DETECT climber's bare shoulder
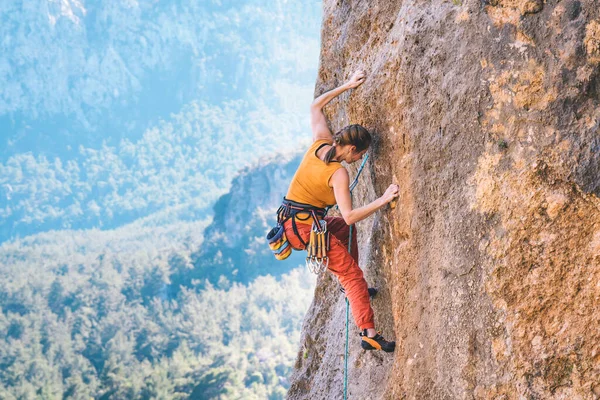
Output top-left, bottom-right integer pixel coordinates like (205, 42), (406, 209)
(330, 167), (349, 188)
(310, 105), (334, 142)
(331, 168), (352, 222)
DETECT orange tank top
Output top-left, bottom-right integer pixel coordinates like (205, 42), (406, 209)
(285, 139), (344, 224)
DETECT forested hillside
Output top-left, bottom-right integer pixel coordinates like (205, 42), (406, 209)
(0, 154), (314, 399)
(0, 1), (322, 397)
(0, 0), (321, 242)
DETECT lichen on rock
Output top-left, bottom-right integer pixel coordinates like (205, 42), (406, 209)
(489, 59), (558, 111)
(585, 20), (600, 63)
(486, 0), (544, 26)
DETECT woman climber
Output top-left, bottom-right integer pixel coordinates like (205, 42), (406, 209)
(279, 70), (399, 352)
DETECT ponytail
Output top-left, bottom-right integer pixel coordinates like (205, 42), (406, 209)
(324, 144), (337, 164)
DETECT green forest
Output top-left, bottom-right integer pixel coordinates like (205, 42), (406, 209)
(0, 217), (315, 399)
(0, 1), (322, 397)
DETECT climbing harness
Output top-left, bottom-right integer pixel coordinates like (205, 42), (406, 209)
(267, 198), (327, 262)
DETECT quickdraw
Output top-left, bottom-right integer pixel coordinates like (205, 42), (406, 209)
(306, 219), (329, 274)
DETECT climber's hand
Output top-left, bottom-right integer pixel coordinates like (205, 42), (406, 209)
(381, 184), (399, 205)
(346, 70), (366, 89)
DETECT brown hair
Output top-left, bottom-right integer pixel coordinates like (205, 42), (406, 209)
(324, 124), (372, 164)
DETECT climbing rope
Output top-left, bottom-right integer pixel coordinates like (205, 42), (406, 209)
(348, 157), (368, 193)
(343, 154), (369, 400)
(343, 226), (352, 400)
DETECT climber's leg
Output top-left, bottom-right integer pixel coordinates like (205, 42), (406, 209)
(324, 218), (395, 352)
(325, 231), (374, 330)
(324, 216), (358, 263)
(284, 217), (395, 351)
(283, 219), (311, 251)
(325, 217), (378, 297)
(284, 217), (372, 328)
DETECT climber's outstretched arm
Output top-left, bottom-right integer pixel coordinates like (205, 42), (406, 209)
(311, 70), (366, 142)
(332, 168), (399, 226)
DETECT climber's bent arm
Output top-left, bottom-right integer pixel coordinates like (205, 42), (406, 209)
(331, 168), (386, 226)
(311, 71), (366, 142)
(310, 84), (348, 142)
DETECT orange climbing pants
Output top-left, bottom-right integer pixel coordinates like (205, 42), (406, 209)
(284, 216), (375, 330)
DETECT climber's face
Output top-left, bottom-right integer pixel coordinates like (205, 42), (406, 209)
(347, 146), (368, 164)
(337, 144), (368, 164)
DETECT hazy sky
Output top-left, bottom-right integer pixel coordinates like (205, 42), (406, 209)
(0, 0), (322, 242)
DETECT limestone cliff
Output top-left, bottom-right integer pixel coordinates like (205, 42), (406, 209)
(288, 1), (600, 399)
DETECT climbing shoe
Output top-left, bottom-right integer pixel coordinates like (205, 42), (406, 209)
(340, 287), (378, 298)
(360, 330), (395, 353)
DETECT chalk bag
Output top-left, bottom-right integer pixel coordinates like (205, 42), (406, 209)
(266, 224), (292, 261)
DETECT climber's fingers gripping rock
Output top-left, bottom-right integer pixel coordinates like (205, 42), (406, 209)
(381, 184), (399, 205)
(346, 70), (366, 89)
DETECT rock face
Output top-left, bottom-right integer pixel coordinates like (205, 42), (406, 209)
(288, 1), (599, 399)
